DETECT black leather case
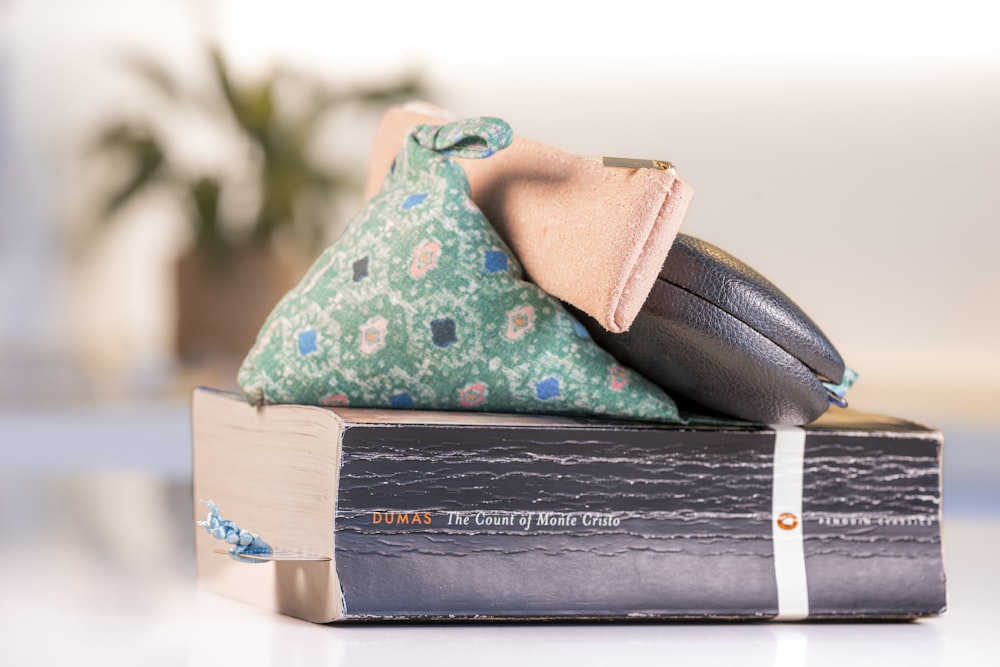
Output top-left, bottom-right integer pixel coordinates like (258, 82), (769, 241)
(578, 235), (846, 425)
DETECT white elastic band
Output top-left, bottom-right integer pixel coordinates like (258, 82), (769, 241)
(771, 425), (809, 621)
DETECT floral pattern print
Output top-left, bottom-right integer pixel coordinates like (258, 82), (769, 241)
(359, 316), (388, 356)
(321, 393), (349, 407)
(505, 305), (535, 341)
(409, 240), (441, 279)
(458, 382), (488, 407)
(609, 364), (631, 391)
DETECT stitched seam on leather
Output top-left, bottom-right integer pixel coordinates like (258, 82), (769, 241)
(657, 277), (826, 380)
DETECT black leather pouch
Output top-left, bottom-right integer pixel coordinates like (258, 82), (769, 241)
(576, 234), (851, 425)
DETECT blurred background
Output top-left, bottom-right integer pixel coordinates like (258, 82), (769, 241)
(0, 0), (998, 661)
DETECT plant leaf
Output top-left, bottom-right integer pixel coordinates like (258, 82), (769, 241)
(95, 124), (168, 221)
(117, 51), (184, 102)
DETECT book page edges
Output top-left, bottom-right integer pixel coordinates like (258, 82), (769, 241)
(192, 389), (345, 622)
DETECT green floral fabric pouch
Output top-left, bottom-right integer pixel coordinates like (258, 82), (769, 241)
(238, 117), (681, 422)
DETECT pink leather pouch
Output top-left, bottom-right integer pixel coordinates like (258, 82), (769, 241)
(364, 103), (694, 333)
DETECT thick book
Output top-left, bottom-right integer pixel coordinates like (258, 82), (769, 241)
(191, 388), (946, 623)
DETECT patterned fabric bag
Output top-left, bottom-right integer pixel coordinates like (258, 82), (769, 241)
(238, 117), (682, 422)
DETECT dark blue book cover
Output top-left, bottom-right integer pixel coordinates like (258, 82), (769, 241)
(192, 389), (946, 622)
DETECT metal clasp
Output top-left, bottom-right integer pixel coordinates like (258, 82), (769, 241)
(602, 156), (676, 173)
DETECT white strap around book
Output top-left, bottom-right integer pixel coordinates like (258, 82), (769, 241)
(771, 425), (809, 621)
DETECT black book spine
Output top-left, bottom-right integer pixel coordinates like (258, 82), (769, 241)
(332, 422), (945, 620)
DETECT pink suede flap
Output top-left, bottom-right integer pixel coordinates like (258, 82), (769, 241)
(364, 104), (694, 333)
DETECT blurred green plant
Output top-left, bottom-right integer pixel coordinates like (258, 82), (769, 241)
(92, 47), (424, 265)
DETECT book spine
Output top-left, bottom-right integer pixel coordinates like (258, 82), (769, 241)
(332, 423), (944, 620)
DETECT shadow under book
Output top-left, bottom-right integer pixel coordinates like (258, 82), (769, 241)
(191, 388), (946, 623)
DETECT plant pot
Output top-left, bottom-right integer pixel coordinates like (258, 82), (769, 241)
(175, 243), (306, 365)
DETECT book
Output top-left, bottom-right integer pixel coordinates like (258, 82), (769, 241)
(191, 387), (946, 623)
